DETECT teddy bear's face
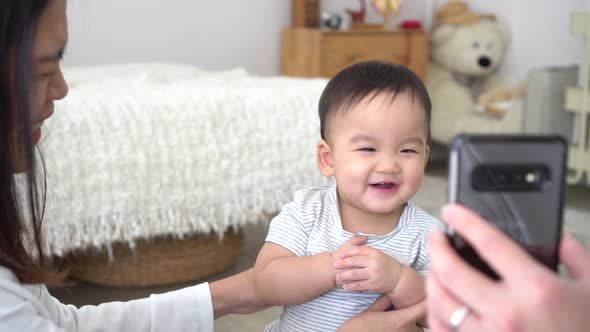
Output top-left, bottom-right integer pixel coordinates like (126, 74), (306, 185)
(432, 20), (510, 77)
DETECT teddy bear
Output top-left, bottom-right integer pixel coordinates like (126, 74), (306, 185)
(427, 1), (525, 144)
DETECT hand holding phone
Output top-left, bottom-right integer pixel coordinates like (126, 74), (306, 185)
(446, 135), (567, 279)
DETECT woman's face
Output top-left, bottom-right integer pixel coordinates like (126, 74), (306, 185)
(12, 0), (68, 171)
(31, 0), (68, 142)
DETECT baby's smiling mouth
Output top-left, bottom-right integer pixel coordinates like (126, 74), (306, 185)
(370, 182), (397, 190)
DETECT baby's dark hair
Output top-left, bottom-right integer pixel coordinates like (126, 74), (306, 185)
(318, 61), (431, 143)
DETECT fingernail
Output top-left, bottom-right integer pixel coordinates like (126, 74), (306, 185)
(443, 203), (462, 218)
(441, 204), (453, 218)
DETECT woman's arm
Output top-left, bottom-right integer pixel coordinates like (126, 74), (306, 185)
(0, 280), (214, 332)
(338, 296), (426, 332)
(209, 268), (268, 318)
(0, 266), (269, 331)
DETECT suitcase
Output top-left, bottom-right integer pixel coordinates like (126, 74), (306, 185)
(523, 65), (579, 143)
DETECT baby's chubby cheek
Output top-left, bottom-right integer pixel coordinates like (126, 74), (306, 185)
(405, 171), (424, 189)
(337, 160), (369, 179)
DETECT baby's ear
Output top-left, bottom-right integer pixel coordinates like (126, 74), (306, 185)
(317, 139), (335, 177)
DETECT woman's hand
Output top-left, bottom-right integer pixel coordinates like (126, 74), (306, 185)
(338, 296), (425, 332)
(427, 204), (590, 332)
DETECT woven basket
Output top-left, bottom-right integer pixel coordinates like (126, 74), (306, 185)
(65, 229), (242, 287)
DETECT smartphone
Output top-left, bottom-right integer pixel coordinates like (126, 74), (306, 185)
(447, 135), (567, 279)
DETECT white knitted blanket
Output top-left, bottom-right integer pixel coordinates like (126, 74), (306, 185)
(40, 63), (331, 257)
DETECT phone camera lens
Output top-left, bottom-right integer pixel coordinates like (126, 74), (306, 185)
(525, 172), (537, 184)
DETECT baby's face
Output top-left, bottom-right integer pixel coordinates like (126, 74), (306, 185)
(320, 92), (429, 219)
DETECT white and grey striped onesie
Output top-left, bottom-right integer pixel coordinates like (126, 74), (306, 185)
(265, 185), (442, 332)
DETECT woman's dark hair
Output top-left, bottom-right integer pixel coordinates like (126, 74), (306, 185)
(318, 61), (432, 143)
(0, 0), (63, 284)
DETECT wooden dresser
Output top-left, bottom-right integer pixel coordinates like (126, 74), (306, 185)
(281, 28), (428, 81)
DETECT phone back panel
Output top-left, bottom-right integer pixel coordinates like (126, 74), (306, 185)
(448, 135), (567, 274)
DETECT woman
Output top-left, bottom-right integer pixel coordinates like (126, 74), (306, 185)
(0, 1), (426, 331)
(427, 204), (590, 331)
(0, 1), (264, 330)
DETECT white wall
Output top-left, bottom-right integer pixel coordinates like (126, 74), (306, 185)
(64, 0), (586, 82)
(64, 0), (290, 76)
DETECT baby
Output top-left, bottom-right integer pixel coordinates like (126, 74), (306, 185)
(254, 61), (442, 331)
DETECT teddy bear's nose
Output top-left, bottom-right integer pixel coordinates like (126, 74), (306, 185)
(478, 56), (492, 68)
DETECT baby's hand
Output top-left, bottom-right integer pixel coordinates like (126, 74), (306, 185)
(334, 246), (403, 293)
(331, 236), (368, 265)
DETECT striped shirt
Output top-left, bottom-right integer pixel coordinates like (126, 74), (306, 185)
(265, 186), (442, 332)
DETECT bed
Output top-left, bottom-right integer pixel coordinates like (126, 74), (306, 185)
(41, 63), (332, 285)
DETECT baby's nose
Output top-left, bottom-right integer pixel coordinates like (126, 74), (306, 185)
(376, 158), (401, 173)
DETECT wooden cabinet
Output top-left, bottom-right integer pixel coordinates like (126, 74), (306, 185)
(291, 0), (320, 28)
(282, 28), (428, 81)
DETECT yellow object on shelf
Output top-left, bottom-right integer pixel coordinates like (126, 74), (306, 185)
(372, 0), (402, 14)
(372, 0), (403, 30)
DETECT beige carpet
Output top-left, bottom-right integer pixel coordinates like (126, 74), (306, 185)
(51, 164), (590, 331)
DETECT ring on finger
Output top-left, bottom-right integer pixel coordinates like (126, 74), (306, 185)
(448, 305), (470, 331)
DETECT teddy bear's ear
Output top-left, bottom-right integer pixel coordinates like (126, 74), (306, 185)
(496, 20), (511, 48)
(431, 25), (457, 47)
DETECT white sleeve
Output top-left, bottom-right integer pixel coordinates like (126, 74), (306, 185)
(0, 280), (213, 332)
(265, 204), (309, 257)
(412, 214), (444, 276)
(265, 188), (319, 257)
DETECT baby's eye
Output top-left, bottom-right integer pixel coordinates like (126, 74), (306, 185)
(358, 147), (376, 152)
(401, 149), (417, 154)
